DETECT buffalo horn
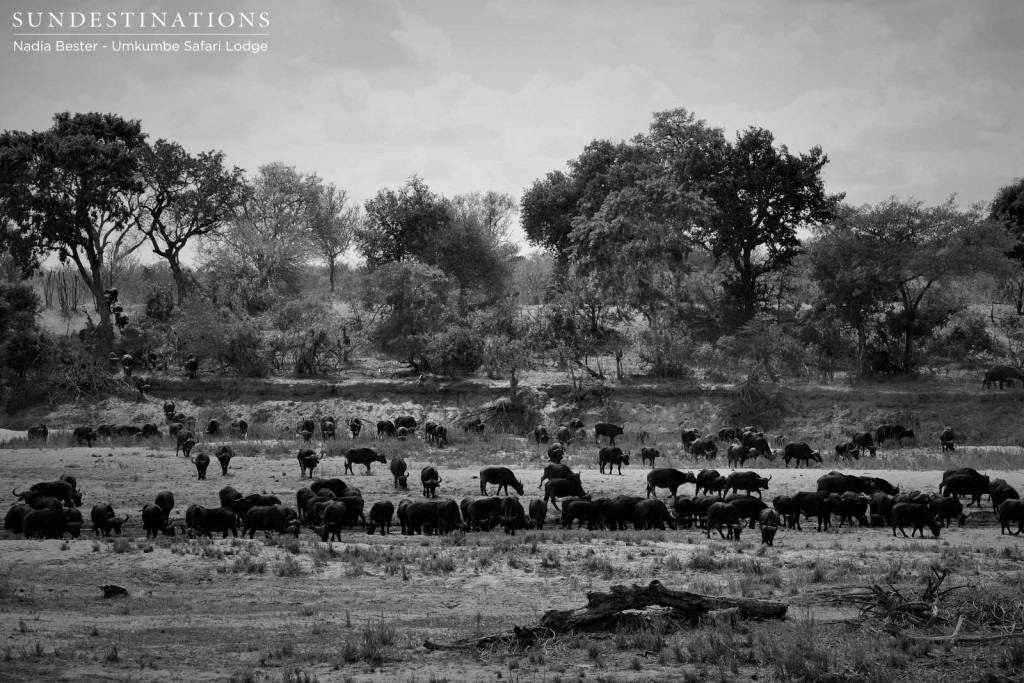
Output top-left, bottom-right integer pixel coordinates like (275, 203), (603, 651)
(767, 474), (772, 481)
(121, 514), (130, 523)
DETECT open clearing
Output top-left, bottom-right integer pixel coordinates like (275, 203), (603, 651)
(2, 379), (1024, 682)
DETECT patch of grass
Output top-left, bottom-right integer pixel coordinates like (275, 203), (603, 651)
(420, 554), (455, 574)
(541, 549), (561, 568)
(582, 555), (616, 579)
(360, 615), (397, 665)
(111, 538), (134, 554)
(105, 643), (120, 662)
(277, 554), (304, 577)
(225, 553), (266, 574)
(688, 548), (719, 571)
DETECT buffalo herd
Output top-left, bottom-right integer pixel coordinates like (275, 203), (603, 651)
(6, 410), (1023, 546)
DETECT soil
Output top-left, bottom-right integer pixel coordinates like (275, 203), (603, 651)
(1, 375), (1023, 682)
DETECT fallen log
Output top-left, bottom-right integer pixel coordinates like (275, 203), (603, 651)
(540, 580), (787, 632)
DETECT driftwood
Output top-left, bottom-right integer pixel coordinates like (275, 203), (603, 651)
(422, 581), (787, 651)
(540, 580), (787, 632)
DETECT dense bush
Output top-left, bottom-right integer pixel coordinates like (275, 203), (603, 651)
(424, 326), (485, 377)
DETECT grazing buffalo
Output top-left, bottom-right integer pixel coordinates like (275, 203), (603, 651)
(15, 480), (79, 508)
(91, 504), (129, 537)
(645, 468), (695, 499)
(858, 476), (900, 496)
(297, 449), (325, 478)
(680, 429), (700, 452)
(726, 443), (750, 467)
(463, 418), (486, 433)
(640, 448), (660, 467)
(389, 457), (409, 489)
(939, 427), (955, 452)
(498, 496), (531, 535)
(694, 469), (722, 496)
(989, 479), (1020, 511)
(4, 504), (33, 534)
(155, 491), (175, 521)
(539, 463), (575, 488)
(214, 446), (234, 475)
(982, 364), (1024, 390)
(533, 426), (551, 444)
(726, 471), (771, 498)
(758, 509), (781, 545)
(832, 492), (870, 528)
(998, 500), (1024, 535)
(634, 499), (676, 531)
(348, 418), (363, 438)
(23, 509), (82, 539)
(394, 416), (417, 431)
(834, 442), (861, 461)
(555, 426), (573, 444)
(705, 502), (743, 540)
(344, 447), (386, 475)
(73, 426), (97, 447)
(27, 424), (48, 442)
(543, 475), (587, 510)
(594, 422), (624, 446)
(943, 472), (991, 507)
(140, 423), (161, 438)
(376, 420), (397, 438)
(367, 501), (395, 536)
(691, 438), (718, 460)
(561, 498), (599, 530)
(479, 467), (524, 496)
(231, 419), (249, 438)
(939, 467), (983, 493)
(191, 451), (210, 479)
(421, 466), (442, 498)
(113, 424), (142, 438)
(175, 431), (196, 458)
(528, 498), (547, 529)
(772, 495), (801, 529)
(874, 424), (915, 447)
(141, 503), (175, 537)
(321, 417), (337, 440)
(206, 419), (221, 437)
(606, 496), (643, 530)
(718, 427), (742, 441)
(219, 486), (244, 509)
(432, 425), (448, 447)
(782, 442), (822, 468)
(723, 493), (769, 529)
(242, 505), (300, 538)
(869, 492), (895, 526)
(795, 491), (839, 532)
(850, 432), (877, 457)
(598, 447), (630, 475)
(311, 478), (347, 499)
(891, 503), (941, 538)
(466, 496), (502, 531)
(930, 495), (964, 528)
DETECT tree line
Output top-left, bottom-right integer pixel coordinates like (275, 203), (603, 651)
(2, 108), (1024, 412)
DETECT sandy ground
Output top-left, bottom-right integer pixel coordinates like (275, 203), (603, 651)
(1, 432), (1023, 682)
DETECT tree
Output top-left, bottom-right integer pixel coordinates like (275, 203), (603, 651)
(0, 112), (147, 349)
(308, 182), (359, 292)
(200, 162), (320, 312)
(358, 178), (518, 301)
(135, 140), (249, 303)
(814, 197), (1014, 373)
(646, 109), (843, 323)
(989, 178), (1024, 313)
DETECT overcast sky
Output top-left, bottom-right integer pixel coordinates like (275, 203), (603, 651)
(3, 0), (1023, 246)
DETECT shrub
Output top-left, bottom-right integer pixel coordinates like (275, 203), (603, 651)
(423, 326), (485, 377)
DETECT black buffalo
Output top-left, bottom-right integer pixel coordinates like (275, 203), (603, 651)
(726, 471), (771, 498)
(215, 446), (234, 475)
(989, 478), (1020, 511)
(939, 427), (955, 452)
(850, 432), (877, 457)
(533, 426), (551, 444)
(634, 499), (676, 531)
(680, 429), (700, 452)
(891, 503), (941, 538)
(781, 442), (822, 468)
(539, 463), (575, 488)
(758, 508), (781, 545)
(142, 503), (175, 537)
(367, 501), (395, 536)
(691, 438), (718, 460)
(90, 504), (129, 537)
(479, 467), (524, 496)
(834, 442), (861, 461)
(389, 457), (409, 489)
(73, 426), (97, 447)
(543, 474), (587, 510)
(598, 447), (630, 475)
(4, 504), (34, 534)
(231, 419), (249, 438)
(546, 444), (565, 463)
(498, 496), (531, 535)
(705, 502), (743, 539)
(874, 424), (915, 446)
(349, 418), (363, 438)
(23, 508), (82, 539)
(242, 505), (300, 538)
(175, 430), (196, 458)
(998, 500), (1024, 535)
(206, 419), (221, 437)
(421, 466), (442, 498)
(297, 449), (325, 478)
(645, 468), (695, 499)
(191, 451), (210, 479)
(594, 422), (624, 446)
(640, 447), (660, 467)
(27, 424), (48, 442)
(982, 364), (1024, 390)
(344, 447), (386, 475)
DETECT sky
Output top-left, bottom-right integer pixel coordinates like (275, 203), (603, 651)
(2, 0), (1023, 249)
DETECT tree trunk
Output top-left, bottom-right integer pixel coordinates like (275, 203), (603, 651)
(540, 580), (787, 632)
(328, 259), (336, 292)
(168, 257), (188, 304)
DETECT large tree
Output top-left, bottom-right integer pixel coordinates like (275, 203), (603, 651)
(813, 197), (1013, 372)
(989, 177), (1024, 313)
(201, 162), (321, 311)
(135, 139), (249, 303)
(0, 112), (147, 349)
(308, 182), (359, 292)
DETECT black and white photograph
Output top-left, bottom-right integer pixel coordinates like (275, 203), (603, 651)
(1, 1), (1024, 681)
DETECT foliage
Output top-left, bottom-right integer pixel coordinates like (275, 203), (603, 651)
(144, 285), (176, 322)
(362, 260), (459, 371)
(423, 326), (485, 377)
(635, 323), (695, 379)
(922, 308), (999, 362)
(135, 139), (249, 303)
(169, 296), (269, 377)
(0, 112), (149, 348)
(811, 197), (1014, 373)
(0, 284), (45, 410)
(718, 315), (813, 382)
(308, 183), (359, 292)
(269, 297), (350, 374)
(199, 162), (320, 313)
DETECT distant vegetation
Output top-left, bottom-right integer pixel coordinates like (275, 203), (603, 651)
(1, 110), (1024, 413)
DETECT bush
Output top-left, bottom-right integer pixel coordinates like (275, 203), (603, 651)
(424, 326), (484, 377)
(144, 286), (176, 322)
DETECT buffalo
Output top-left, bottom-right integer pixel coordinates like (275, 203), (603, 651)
(73, 426), (97, 447)
(175, 430), (197, 458)
(874, 424), (915, 447)
(943, 472), (991, 507)
(640, 447), (660, 467)
(214, 446), (234, 476)
(528, 498), (547, 529)
(479, 467), (524, 496)
(781, 442), (822, 468)
(367, 501), (395, 536)
(989, 479), (1020, 512)
(891, 503), (941, 538)
(297, 449), (325, 478)
(349, 418), (363, 438)
(705, 502), (743, 540)
(191, 451), (210, 479)
(645, 468), (695, 499)
(539, 463), (575, 488)
(598, 447), (630, 475)
(26, 424), (48, 442)
(390, 457), (409, 489)
(634, 499), (676, 531)
(421, 466), (442, 498)
(834, 442), (861, 461)
(142, 503), (175, 537)
(533, 426), (551, 444)
(998, 500), (1024, 535)
(206, 419), (221, 437)
(680, 429), (700, 452)
(850, 432), (877, 457)
(726, 471), (771, 498)
(982, 364), (1024, 390)
(758, 508), (781, 545)
(543, 474), (587, 510)
(4, 504), (33, 534)
(939, 427), (955, 452)
(344, 447), (386, 475)
(498, 496), (531, 535)
(231, 419), (249, 438)
(691, 438), (718, 460)
(594, 422), (624, 446)
(546, 444), (565, 463)
(23, 508), (82, 539)
(242, 505), (300, 538)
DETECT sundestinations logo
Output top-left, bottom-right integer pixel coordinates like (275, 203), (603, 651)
(10, 10), (272, 55)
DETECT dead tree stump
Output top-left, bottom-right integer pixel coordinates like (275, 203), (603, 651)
(540, 580), (788, 632)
